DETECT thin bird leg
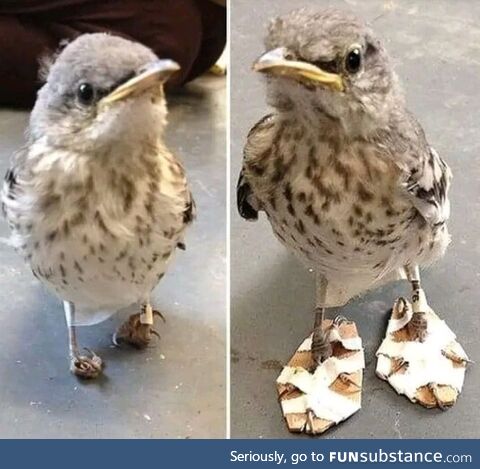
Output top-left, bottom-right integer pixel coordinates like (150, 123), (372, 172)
(65, 301), (80, 360)
(64, 301), (102, 379)
(405, 264), (421, 291)
(310, 275), (332, 371)
(67, 322), (78, 360)
(404, 265), (428, 342)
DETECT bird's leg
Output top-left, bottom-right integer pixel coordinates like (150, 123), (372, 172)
(113, 302), (165, 349)
(311, 306), (332, 369)
(377, 265), (469, 409)
(310, 275), (335, 371)
(64, 301), (102, 379)
(404, 264), (428, 342)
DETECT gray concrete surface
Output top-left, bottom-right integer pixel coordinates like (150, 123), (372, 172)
(0, 76), (226, 438)
(231, 0), (480, 438)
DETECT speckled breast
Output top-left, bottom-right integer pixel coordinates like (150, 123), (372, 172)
(259, 137), (429, 279)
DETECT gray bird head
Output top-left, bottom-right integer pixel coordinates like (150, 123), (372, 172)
(255, 8), (403, 136)
(30, 33), (180, 151)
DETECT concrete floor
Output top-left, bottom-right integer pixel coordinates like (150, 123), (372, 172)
(231, 0), (480, 438)
(0, 76), (226, 438)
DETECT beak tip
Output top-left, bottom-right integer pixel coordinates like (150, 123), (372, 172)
(156, 59), (181, 74)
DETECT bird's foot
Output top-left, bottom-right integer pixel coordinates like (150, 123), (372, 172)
(277, 319), (364, 435)
(407, 287), (429, 342)
(310, 326), (332, 372)
(376, 297), (470, 409)
(113, 309), (165, 349)
(70, 348), (103, 379)
(310, 315), (348, 372)
(407, 311), (428, 342)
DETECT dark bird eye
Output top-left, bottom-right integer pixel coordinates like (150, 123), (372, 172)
(345, 48), (361, 74)
(77, 83), (95, 105)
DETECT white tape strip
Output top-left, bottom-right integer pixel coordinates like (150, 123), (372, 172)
(278, 351), (364, 422)
(376, 297), (468, 400)
(280, 387), (361, 424)
(307, 387), (362, 423)
(278, 352), (364, 389)
(378, 315), (457, 357)
(297, 337), (312, 353)
(386, 301), (413, 334)
(297, 330), (362, 352)
(140, 304), (154, 325)
(388, 355), (466, 399)
(277, 367), (314, 394)
(412, 288), (429, 313)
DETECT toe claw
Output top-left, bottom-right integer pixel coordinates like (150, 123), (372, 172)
(441, 349), (472, 365)
(70, 352), (103, 379)
(332, 315), (349, 327)
(395, 297), (408, 315)
(153, 310), (166, 322)
(428, 383), (448, 411)
(387, 358), (408, 377)
(112, 332), (121, 347)
(338, 373), (362, 390)
(278, 383), (296, 400)
(114, 309), (164, 349)
(83, 347), (98, 358)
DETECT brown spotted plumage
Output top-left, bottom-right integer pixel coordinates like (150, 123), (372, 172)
(238, 8), (451, 368)
(1, 34), (195, 378)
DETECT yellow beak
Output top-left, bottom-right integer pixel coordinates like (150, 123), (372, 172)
(253, 47), (344, 92)
(100, 59), (180, 105)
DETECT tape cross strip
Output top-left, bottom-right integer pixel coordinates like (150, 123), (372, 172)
(277, 320), (364, 434)
(376, 293), (469, 408)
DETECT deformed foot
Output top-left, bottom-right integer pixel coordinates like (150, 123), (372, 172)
(311, 325), (332, 369)
(277, 319), (364, 435)
(376, 297), (470, 409)
(113, 309), (165, 349)
(70, 348), (103, 379)
(311, 315), (349, 371)
(407, 311), (428, 342)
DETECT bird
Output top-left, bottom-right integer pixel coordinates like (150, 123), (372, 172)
(2, 33), (195, 379)
(237, 8), (452, 372)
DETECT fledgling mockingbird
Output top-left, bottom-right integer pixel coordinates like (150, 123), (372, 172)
(238, 8), (451, 371)
(2, 33), (195, 379)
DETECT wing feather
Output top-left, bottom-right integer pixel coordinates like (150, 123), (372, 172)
(404, 146), (451, 226)
(381, 111), (452, 227)
(237, 114), (276, 221)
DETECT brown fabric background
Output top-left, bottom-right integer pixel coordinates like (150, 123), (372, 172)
(0, 0), (226, 107)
